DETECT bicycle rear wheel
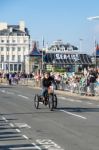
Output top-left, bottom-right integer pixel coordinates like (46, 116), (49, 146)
(53, 94), (57, 109)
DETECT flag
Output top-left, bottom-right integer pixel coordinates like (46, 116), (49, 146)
(96, 43), (99, 57)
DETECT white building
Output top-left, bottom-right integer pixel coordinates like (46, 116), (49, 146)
(0, 21), (30, 73)
(47, 40), (78, 53)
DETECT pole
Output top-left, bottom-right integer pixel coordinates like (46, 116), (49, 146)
(8, 33), (10, 73)
(42, 36), (44, 72)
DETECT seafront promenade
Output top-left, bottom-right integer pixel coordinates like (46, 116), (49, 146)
(0, 77), (99, 101)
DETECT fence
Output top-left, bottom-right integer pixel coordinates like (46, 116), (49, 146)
(1, 77), (99, 96)
(19, 78), (99, 96)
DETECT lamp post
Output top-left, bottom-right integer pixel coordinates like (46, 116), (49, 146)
(79, 38), (83, 52)
(87, 16), (99, 69)
(52, 60), (55, 73)
(42, 36), (44, 73)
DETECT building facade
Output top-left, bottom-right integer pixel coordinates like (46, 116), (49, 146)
(0, 21), (30, 73)
(44, 40), (92, 72)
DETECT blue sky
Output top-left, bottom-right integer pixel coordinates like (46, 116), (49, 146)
(0, 0), (99, 53)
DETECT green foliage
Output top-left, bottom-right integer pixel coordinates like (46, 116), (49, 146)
(54, 68), (65, 72)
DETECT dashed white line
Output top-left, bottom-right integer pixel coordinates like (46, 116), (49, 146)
(59, 96), (82, 103)
(6, 91), (14, 95)
(86, 102), (93, 105)
(9, 146), (39, 150)
(9, 123), (14, 127)
(18, 95), (29, 99)
(75, 100), (82, 102)
(2, 116), (8, 122)
(32, 143), (42, 150)
(22, 134), (29, 140)
(60, 109), (87, 120)
(1, 90), (6, 93)
(16, 129), (21, 133)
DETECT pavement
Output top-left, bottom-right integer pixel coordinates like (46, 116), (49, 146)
(0, 79), (99, 101)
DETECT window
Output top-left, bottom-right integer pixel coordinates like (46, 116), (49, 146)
(14, 64), (17, 71)
(23, 47), (26, 52)
(10, 64), (13, 71)
(7, 47), (9, 51)
(12, 39), (16, 43)
(1, 55), (4, 62)
(18, 55), (21, 62)
(6, 55), (9, 61)
(7, 40), (9, 43)
(18, 47), (21, 51)
(1, 47), (4, 51)
(0, 63), (2, 69)
(12, 55), (15, 61)
(18, 64), (21, 71)
(1, 40), (4, 43)
(24, 40), (27, 43)
(12, 47), (15, 51)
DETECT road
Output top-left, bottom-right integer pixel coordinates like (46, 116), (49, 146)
(0, 84), (99, 150)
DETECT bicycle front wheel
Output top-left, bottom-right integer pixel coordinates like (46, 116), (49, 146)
(34, 94), (39, 109)
(48, 94), (54, 111)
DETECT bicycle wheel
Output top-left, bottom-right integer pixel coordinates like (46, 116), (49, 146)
(53, 94), (57, 109)
(34, 94), (39, 109)
(48, 94), (54, 111)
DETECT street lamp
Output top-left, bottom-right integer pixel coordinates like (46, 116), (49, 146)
(42, 36), (44, 72)
(87, 16), (99, 69)
(79, 38), (83, 52)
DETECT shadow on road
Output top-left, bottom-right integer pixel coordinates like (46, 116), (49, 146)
(57, 107), (99, 112)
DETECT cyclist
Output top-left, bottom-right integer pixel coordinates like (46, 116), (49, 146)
(41, 72), (54, 99)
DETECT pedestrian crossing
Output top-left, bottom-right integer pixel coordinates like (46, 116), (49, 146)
(0, 116), (63, 150)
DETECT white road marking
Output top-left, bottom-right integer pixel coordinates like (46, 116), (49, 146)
(6, 91), (14, 95)
(9, 123), (14, 127)
(18, 95), (29, 99)
(60, 109), (87, 120)
(15, 123), (31, 128)
(1, 90), (6, 93)
(36, 139), (64, 150)
(86, 102), (93, 105)
(32, 143), (42, 150)
(75, 100), (82, 102)
(9, 146), (40, 150)
(2, 116), (8, 122)
(22, 134), (29, 140)
(16, 129), (21, 133)
(58, 96), (82, 103)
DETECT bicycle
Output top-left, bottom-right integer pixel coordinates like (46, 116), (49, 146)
(34, 85), (57, 111)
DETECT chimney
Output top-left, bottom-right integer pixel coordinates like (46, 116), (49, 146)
(19, 21), (25, 32)
(0, 22), (7, 30)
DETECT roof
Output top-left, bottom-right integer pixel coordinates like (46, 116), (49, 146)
(49, 43), (78, 51)
(28, 48), (42, 57)
(44, 53), (92, 65)
(0, 25), (30, 36)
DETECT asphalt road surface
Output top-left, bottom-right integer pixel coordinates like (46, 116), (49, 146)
(0, 84), (99, 150)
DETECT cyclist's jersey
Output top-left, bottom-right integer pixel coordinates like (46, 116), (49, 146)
(42, 76), (54, 88)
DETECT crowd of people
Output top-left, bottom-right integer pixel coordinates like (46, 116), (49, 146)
(0, 67), (99, 96)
